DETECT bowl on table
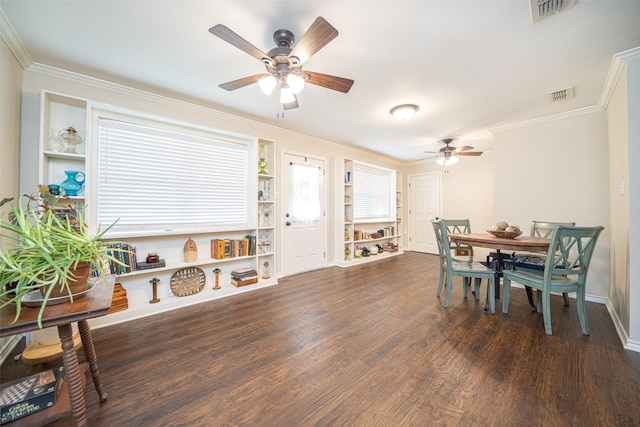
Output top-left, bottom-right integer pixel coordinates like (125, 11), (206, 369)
(487, 230), (523, 239)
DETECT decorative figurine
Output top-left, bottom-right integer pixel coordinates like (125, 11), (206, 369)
(59, 126), (83, 154)
(212, 268), (222, 290)
(260, 204), (272, 227)
(345, 245), (351, 261)
(258, 143), (268, 175)
(184, 237), (197, 262)
(149, 277), (160, 303)
(263, 180), (270, 201)
(261, 261), (271, 279)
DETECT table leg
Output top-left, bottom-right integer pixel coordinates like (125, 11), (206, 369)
(525, 286), (535, 309)
(78, 320), (108, 403)
(58, 323), (87, 427)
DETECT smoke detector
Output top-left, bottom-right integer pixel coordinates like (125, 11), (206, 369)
(548, 86), (574, 102)
(530, 0), (576, 23)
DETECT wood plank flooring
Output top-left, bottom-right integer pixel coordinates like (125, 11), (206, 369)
(3, 251), (640, 426)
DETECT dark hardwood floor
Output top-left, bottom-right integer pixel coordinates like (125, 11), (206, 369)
(3, 251), (640, 426)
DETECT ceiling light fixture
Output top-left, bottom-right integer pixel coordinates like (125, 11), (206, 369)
(259, 71), (306, 104)
(390, 104), (419, 120)
(437, 153), (459, 166)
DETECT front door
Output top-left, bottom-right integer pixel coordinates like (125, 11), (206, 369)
(407, 172), (442, 254)
(282, 152), (326, 275)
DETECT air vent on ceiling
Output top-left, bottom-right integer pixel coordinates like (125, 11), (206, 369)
(530, 0), (576, 23)
(548, 87), (574, 102)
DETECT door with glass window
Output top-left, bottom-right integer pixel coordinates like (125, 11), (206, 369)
(282, 153), (326, 275)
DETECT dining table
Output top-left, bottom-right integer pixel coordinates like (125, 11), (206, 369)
(448, 232), (551, 310)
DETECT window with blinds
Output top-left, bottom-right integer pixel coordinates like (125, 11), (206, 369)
(353, 162), (394, 221)
(97, 117), (251, 236)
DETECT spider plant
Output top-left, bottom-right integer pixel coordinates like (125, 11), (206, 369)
(0, 187), (124, 327)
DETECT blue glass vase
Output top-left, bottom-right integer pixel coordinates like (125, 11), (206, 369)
(60, 170), (85, 196)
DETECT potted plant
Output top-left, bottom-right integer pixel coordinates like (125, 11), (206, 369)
(0, 186), (124, 327)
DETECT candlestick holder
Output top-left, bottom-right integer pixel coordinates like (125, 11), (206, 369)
(149, 277), (160, 303)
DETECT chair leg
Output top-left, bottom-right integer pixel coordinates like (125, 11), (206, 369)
(473, 278), (481, 301)
(541, 290), (553, 335)
(462, 277), (470, 298)
(562, 292), (570, 306)
(444, 276), (454, 308)
(502, 277), (510, 314)
(536, 290), (543, 313)
(487, 276), (495, 314)
(437, 268), (445, 297)
(576, 287), (590, 335)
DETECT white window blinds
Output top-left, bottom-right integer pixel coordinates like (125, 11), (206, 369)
(97, 118), (250, 235)
(353, 162), (392, 221)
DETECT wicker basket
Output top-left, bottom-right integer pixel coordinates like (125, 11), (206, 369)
(487, 230), (523, 239)
(170, 267), (206, 297)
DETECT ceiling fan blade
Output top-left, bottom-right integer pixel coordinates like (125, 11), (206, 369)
(219, 74), (264, 91)
(456, 145), (475, 152)
(458, 152), (483, 156)
(209, 24), (273, 66)
(289, 17), (338, 65)
(306, 71), (354, 93)
(283, 96), (299, 110)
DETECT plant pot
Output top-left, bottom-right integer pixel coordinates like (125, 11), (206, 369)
(40, 262), (92, 299)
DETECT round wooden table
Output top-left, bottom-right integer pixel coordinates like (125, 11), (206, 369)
(448, 233), (550, 309)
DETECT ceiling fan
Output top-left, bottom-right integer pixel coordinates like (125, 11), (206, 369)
(209, 17), (354, 110)
(422, 138), (483, 165)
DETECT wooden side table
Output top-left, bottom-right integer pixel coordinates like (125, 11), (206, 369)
(1, 277), (114, 426)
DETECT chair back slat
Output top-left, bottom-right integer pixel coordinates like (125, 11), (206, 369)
(530, 220), (575, 238)
(544, 226), (603, 279)
(443, 219), (473, 255)
(432, 220), (454, 272)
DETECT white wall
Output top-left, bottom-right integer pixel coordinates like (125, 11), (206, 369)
(627, 55), (640, 346)
(606, 63), (631, 337)
(401, 153), (495, 237)
(0, 35), (24, 362)
(493, 111), (610, 299)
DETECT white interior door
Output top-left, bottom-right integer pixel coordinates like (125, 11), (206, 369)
(408, 172), (442, 254)
(282, 153), (326, 276)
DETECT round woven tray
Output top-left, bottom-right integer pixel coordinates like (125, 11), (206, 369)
(170, 267), (206, 297)
(487, 230), (523, 239)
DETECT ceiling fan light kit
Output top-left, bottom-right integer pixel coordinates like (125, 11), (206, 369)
(390, 104), (419, 120)
(437, 153), (459, 166)
(421, 138), (484, 165)
(209, 17), (354, 110)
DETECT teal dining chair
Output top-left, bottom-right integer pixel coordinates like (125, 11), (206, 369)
(443, 218), (474, 256)
(432, 220), (496, 313)
(530, 221), (576, 306)
(502, 225), (604, 335)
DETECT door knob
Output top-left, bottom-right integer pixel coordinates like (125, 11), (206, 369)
(285, 222), (291, 226)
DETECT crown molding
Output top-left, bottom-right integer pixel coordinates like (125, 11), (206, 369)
(599, 46), (640, 110)
(0, 6), (33, 69)
(490, 105), (602, 134)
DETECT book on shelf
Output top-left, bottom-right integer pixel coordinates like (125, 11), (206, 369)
(135, 260), (166, 270)
(231, 268), (258, 280)
(210, 235), (257, 259)
(107, 243), (137, 275)
(230, 276), (258, 287)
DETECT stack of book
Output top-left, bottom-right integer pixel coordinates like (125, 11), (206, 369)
(230, 268), (258, 287)
(211, 235), (257, 260)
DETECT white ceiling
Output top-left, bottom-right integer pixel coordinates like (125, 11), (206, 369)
(2, 1), (639, 161)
